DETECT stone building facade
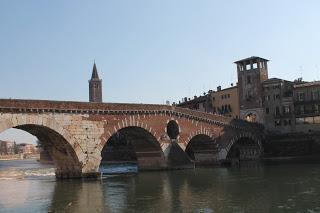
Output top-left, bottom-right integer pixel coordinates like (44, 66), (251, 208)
(0, 140), (16, 155)
(209, 85), (239, 119)
(176, 95), (210, 113)
(17, 143), (38, 154)
(235, 56), (269, 123)
(176, 85), (240, 119)
(293, 81), (320, 132)
(262, 78), (295, 134)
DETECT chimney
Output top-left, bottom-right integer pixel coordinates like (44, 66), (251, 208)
(217, 86), (221, 91)
(231, 83), (233, 86)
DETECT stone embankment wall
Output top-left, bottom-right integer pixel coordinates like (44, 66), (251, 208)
(264, 132), (320, 157)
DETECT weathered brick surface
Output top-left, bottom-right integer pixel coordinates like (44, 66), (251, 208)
(0, 99), (264, 178)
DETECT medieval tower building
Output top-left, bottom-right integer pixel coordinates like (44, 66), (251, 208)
(89, 62), (103, 103)
(235, 56), (269, 123)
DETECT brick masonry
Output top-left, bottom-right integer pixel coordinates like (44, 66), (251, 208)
(0, 99), (264, 178)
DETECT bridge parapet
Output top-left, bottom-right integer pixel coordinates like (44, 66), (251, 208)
(0, 99), (262, 131)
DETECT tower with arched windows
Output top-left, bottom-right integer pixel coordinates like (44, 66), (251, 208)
(235, 56), (269, 123)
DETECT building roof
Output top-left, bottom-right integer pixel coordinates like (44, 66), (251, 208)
(177, 95), (208, 106)
(263, 78), (292, 84)
(234, 56), (269, 64)
(294, 81), (320, 88)
(215, 85), (238, 93)
(91, 62), (100, 79)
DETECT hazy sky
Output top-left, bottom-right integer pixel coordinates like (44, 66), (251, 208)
(1, 0), (320, 143)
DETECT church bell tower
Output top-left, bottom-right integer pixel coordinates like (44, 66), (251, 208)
(89, 62), (102, 103)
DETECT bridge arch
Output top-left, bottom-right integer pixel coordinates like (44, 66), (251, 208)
(183, 130), (215, 151)
(185, 134), (218, 165)
(100, 126), (166, 171)
(225, 133), (262, 162)
(104, 118), (159, 142)
(0, 116), (83, 178)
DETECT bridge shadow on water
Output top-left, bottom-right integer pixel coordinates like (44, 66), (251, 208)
(46, 163), (320, 213)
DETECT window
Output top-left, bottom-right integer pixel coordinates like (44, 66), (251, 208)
(297, 105), (305, 115)
(273, 94), (280, 100)
(247, 76), (251, 84)
(228, 94), (230, 98)
(297, 92), (305, 101)
(246, 90), (253, 100)
(312, 104), (319, 113)
(311, 90), (318, 100)
(283, 106), (290, 114)
(275, 106), (280, 115)
(266, 107), (269, 114)
(296, 118), (304, 125)
(221, 95), (224, 99)
(253, 63), (257, 69)
(275, 120), (281, 126)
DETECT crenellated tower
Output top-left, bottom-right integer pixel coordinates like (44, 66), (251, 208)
(235, 56), (269, 123)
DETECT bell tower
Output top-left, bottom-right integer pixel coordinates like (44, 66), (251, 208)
(89, 62), (102, 103)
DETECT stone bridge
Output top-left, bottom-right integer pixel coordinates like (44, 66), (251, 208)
(0, 99), (264, 178)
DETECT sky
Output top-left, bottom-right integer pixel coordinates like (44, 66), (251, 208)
(1, 0), (320, 143)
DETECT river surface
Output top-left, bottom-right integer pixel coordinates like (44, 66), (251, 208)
(0, 160), (320, 212)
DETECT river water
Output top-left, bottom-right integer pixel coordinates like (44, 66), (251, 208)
(0, 160), (320, 212)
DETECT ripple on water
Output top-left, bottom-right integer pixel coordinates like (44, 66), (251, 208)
(0, 167), (55, 180)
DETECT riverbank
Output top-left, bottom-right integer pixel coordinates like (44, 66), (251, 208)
(0, 154), (39, 161)
(0, 154), (23, 161)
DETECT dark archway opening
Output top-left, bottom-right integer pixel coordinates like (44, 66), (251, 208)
(185, 134), (218, 166)
(100, 127), (166, 174)
(0, 125), (81, 179)
(167, 120), (179, 140)
(226, 137), (261, 166)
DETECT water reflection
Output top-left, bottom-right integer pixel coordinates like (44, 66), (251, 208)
(48, 165), (320, 212)
(49, 180), (106, 213)
(1, 162), (320, 212)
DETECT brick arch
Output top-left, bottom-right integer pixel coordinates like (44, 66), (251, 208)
(0, 115), (85, 175)
(98, 124), (167, 170)
(99, 118), (159, 153)
(225, 132), (262, 155)
(182, 129), (215, 151)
